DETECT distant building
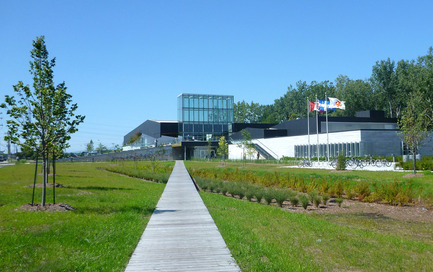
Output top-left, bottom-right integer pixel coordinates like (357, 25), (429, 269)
(229, 110), (433, 160)
(124, 94), (432, 160)
(123, 93), (277, 159)
(177, 93), (234, 141)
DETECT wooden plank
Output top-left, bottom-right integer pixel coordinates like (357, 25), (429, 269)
(125, 161), (240, 272)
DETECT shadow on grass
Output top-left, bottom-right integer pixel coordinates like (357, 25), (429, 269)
(75, 205), (155, 215)
(66, 186), (134, 191)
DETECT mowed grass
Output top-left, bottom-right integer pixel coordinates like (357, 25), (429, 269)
(0, 162), (165, 271)
(201, 192), (433, 271)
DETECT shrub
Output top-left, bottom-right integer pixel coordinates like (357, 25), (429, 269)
(221, 185), (228, 196)
(264, 189), (274, 205)
(334, 180), (344, 198)
(237, 187), (245, 200)
(227, 183), (237, 196)
(299, 195), (309, 210)
(308, 191), (319, 203)
(214, 182), (222, 193)
(274, 189), (290, 207)
(208, 182), (215, 193)
(355, 182), (371, 201)
(336, 198), (344, 207)
(346, 189), (355, 200)
(322, 194), (330, 205)
(313, 195), (322, 208)
(336, 151), (346, 170)
(254, 188), (264, 204)
(245, 187), (255, 202)
(289, 195), (299, 207)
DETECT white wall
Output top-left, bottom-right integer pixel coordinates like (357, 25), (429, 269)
(228, 144), (260, 160)
(229, 130), (433, 160)
(229, 131), (362, 159)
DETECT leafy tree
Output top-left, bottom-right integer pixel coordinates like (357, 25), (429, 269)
(217, 136), (228, 164)
(412, 47), (433, 124)
(398, 91), (430, 174)
(1, 36), (85, 206)
(334, 75), (375, 117)
(234, 100), (266, 123)
(371, 58), (398, 118)
(260, 104), (279, 123)
(96, 143), (108, 154)
(86, 139), (94, 153)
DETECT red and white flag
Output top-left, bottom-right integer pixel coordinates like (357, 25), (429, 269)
(309, 101), (318, 111)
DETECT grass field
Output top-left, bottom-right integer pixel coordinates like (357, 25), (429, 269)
(0, 162), (165, 271)
(184, 160), (433, 271)
(2, 160), (433, 271)
(201, 192), (433, 271)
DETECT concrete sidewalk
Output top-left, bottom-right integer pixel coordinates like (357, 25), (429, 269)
(125, 160), (240, 272)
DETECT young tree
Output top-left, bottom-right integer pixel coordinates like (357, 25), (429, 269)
(237, 129), (255, 166)
(1, 36), (85, 206)
(96, 143), (107, 154)
(207, 138), (213, 161)
(86, 139), (94, 154)
(398, 91), (430, 174)
(217, 136), (228, 164)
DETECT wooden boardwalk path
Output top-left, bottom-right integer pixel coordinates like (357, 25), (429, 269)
(125, 160), (240, 272)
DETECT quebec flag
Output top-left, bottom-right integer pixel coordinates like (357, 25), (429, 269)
(317, 100), (336, 112)
(328, 97), (346, 110)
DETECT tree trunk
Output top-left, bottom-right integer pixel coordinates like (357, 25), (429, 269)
(388, 101), (393, 118)
(413, 148), (417, 174)
(41, 151), (47, 206)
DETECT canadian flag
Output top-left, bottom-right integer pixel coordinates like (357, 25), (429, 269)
(309, 101), (318, 112)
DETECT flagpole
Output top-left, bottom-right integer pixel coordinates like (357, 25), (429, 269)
(307, 97), (310, 160)
(326, 92), (329, 162)
(316, 95), (319, 163)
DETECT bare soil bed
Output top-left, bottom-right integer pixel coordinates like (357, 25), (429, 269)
(19, 203), (75, 212)
(27, 183), (64, 188)
(283, 198), (433, 222)
(226, 193), (433, 223)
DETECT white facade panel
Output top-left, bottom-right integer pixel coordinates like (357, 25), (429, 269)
(229, 131), (362, 160)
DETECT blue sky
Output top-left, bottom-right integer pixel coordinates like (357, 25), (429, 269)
(1, 1), (433, 152)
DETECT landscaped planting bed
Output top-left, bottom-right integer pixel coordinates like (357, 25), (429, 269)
(187, 161), (433, 207)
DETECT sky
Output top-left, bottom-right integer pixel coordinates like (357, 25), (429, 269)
(1, 0), (433, 153)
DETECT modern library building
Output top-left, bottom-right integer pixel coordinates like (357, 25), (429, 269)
(123, 93), (433, 160)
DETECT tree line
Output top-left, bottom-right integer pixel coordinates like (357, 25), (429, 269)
(235, 47), (433, 124)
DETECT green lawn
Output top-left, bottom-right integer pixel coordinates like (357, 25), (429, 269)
(2, 160), (433, 271)
(0, 162), (165, 271)
(202, 192), (433, 271)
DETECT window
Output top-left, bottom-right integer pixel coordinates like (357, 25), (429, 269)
(199, 96), (203, 108)
(183, 109), (189, 121)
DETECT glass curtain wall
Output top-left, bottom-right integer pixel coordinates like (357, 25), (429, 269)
(177, 93), (234, 141)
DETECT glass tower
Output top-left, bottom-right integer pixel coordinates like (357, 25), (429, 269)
(177, 93), (234, 141)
